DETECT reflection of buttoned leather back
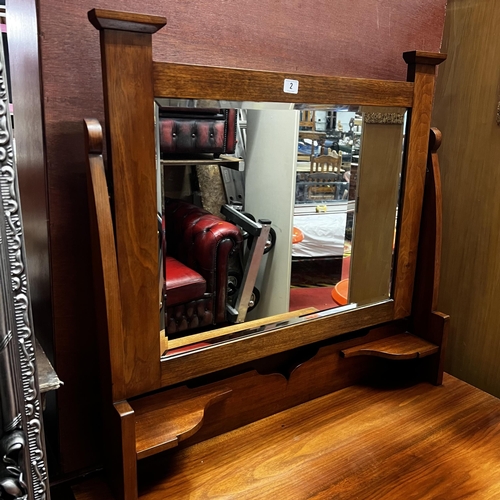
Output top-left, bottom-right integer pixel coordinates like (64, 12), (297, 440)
(159, 108), (237, 154)
(163, 198), (242, 289)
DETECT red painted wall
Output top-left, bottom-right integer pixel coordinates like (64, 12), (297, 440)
(37, 0), (447, 474)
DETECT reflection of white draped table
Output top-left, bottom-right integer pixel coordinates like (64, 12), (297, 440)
(292, 203), (349, 258)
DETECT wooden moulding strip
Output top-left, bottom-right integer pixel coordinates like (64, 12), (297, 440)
(160, 301), (395, 387)
(340, 332), (438, 360)
(88, 8), (167, 33)
(167, 307), (318, 351)
(153, 62), (414, 107)
(131, 386), (232, 460)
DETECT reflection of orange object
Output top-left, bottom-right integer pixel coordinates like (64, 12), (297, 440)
(331, 279), (349, 306)
(292, 227), (304, 244)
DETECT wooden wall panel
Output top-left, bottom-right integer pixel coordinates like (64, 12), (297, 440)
(7, 0), (52, 357)
(433, 0), (500, 398)
(6, 0), (58, 469)
(34, 0), (446, 474)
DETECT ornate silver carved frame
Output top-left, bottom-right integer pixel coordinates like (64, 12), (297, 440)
(0, 35), (50, 499)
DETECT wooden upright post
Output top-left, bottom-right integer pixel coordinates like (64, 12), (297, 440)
(393, 51), (446, 319)
(89, 9), (167, 398)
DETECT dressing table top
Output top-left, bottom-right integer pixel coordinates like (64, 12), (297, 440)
(74, 373), (500, 499)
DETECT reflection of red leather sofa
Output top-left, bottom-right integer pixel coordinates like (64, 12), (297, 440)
(163, 198), (242, 336)
(159, 108), (237, 156)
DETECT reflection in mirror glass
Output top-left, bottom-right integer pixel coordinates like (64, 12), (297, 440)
(156, 100), (406, 356)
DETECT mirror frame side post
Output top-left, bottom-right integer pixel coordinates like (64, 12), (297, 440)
(393, 51), (447, 319)
(89, 9), (167, 400)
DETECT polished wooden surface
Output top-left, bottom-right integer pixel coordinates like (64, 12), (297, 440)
(414, 129), (443, 314)
(88, 8), (166, 33)
(96, 23), (161, 398)
(433, 0), (500, 399)
(412, 128), (449, 384)
(393, 52), (446, 318)
(162, 323), (405, 450)
(161, 301), (395, 387)
(85, 119), (126, 401)
(153, 62), (414, 106)
(403, 50), (448, 67)
(340, 332), (438, 360)
(132, 386), (232, 460)
(111, 401), (137, 500)
(73, 374), (500, 499)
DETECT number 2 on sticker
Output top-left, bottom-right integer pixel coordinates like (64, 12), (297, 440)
(284, 79), (299, 94)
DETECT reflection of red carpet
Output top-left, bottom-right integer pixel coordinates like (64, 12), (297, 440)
(290, 286), (340, 312)
(290, 255), (350, 312)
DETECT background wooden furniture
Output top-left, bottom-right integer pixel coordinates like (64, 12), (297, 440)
(83, 8), (448, 499)
(433, 0), (500, 399)
(310, 154), (342, 173)
(8, 0), (448, 476)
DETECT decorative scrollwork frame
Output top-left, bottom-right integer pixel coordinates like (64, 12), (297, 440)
(0, 34), (49, 500)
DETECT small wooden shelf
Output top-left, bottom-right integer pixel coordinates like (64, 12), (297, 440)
(340, 333), (438, 360)
(161, 154), (243, 170)
(130, 385), (232, 460)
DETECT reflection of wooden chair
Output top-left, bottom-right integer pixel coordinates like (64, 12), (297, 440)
(310, 154), (341, 173)
(307, 154), (345, 200)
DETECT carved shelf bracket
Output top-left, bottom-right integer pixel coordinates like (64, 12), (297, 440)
(340, 333), (438, 360)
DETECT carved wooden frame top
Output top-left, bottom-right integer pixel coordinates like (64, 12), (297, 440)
(88, 8), (446, 401)
(0, 35), (50, 500)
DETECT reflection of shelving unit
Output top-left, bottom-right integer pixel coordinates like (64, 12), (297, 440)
(297, 130), (327, 164)
(161, 155), (243, 170)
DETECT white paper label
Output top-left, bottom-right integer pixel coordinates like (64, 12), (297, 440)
(283, 79), (299, 94)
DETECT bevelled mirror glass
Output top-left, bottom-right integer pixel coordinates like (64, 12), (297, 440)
(156, 99), (406, 356)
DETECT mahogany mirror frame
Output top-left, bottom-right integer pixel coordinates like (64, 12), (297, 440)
(87, 9), (446, 401)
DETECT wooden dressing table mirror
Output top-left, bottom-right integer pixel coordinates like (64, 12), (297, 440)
(73, 8), (500, 500)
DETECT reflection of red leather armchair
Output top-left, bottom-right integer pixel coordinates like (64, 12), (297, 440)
(163, 198), (242, 336)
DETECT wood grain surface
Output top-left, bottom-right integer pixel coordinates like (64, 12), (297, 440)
(111, 401), (137, 500)
(393, 54), (445, 318)
(88, 8), (166, 33)
(143, 373), (500, 500)
(73, 374), (500, 499)
(85, 119), (126, 401)
(31, 0), (446, 475)
(164, 322), (406, 449)
(340, 332), (438, 360)
(97, 27), (161, 398)
(153, 62), (414, 106)
(410, 128), (449, 384)
(161, 301), (395, 387)
(433, 1), (500, 398)
(131, 386), (232, 460)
